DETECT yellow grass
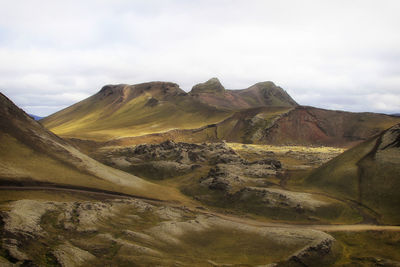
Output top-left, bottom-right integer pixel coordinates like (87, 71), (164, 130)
(227, 142), (345, 154)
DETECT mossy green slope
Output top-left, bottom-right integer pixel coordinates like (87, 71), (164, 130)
(305, 123), (400, 224)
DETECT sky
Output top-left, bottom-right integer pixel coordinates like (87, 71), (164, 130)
(0, 0), (399, 116)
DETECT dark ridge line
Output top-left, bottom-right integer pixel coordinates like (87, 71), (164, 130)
(380, 128), (400, 149)
(304, 108), (329, 137)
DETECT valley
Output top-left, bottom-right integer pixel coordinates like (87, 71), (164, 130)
(1, 80), (400, 266)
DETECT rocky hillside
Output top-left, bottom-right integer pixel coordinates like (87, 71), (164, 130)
(0, 196), (337, 266)
(91, 140), (361, 223)
(305, 123), (400, 224)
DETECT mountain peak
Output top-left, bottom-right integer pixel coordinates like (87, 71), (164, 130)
(190, 77), (225, 94)
(245, 81), (298, 106)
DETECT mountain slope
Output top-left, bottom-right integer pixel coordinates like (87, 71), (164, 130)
(41, 82), (232, 141)
(304, 123), (400, 224)
(0, 92), (182, 201)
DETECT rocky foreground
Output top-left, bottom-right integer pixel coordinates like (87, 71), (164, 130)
(0, 197), (336, 266)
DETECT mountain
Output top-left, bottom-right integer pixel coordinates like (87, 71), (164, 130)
(41, 79), (400, 147)
(0, 92), (180, 201)
(41, 79), (298, 141)
(304, 123), (400, 224)
(41, 82), (233, 141)
(28, 113), (44, 120)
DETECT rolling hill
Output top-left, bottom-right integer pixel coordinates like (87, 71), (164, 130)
(0, 92), (182, 201)
(304, 123), (400, 224)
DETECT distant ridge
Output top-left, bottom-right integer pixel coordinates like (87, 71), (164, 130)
(28, 113), (44, 120)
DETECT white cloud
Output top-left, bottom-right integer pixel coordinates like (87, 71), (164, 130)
(0, 0), (399, 115)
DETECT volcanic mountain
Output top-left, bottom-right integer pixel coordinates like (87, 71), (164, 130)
(305, 123), (400, 224)
(41, 78), (400, 147)
(0, 92), (180, 200)
(41, 78), (297, 140)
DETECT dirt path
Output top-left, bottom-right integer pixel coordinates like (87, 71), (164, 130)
(2, 185), (400, 233)
(0, 185), (166, 203)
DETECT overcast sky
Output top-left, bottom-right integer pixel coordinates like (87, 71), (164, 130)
(1, 0), (399, 116)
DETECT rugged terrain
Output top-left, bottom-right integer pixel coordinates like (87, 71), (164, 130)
(0, 195), (341, 266)
(92, 140), (361, 224)
(0, 91), (339, 266)
(1, 85), (400, 266)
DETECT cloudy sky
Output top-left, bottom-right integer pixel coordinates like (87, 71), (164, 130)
(0, 0), (399, 116)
